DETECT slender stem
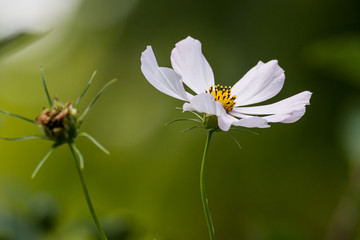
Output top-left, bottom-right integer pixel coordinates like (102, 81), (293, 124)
(40, 66), (52, 107)
(68, 143), (107, 240)
(165, 118), (201, 126)
(0, 135), (46, 141)
(0, 109), (35, 124)
(78, 132), (110, 155)
(77, 79), (117, 126)
(200, 130), (215, 240)
(74, 71), (97, 108)
(182, 125), (201, 133)
(222, 131), (242, 149)
(31, 146), (55, 179)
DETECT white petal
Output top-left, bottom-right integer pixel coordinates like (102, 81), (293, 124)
(233, 91), (312, 115)
(233, 117), (270, 128)
(232, 91), (312, 124)
(217, 114), (236, 131)
(264, 109), (306, 123)
(171, 36), (215, 94)
(141, 46), (190, 101)
(228, 111), (250, 119)
(183, 93), (226, 116)
(232, 60), (285, 106)
(263, 114), (290, 123)
(183, 93), (270, 131)
(218, 114), (269, 131)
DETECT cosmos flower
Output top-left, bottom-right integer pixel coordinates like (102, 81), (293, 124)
(141, 36), (312, 131)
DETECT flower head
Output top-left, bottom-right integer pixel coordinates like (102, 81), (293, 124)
(141, 36), (312, 131)
(0, 69), (116, 178)
(36, 98), (77, 145)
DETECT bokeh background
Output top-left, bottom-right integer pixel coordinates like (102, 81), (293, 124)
(0, 0), (359, 239)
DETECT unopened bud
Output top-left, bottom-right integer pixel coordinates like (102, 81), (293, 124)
(36, 98), (77, 145)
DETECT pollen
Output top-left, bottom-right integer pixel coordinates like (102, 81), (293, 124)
(205, 85), (236, 112)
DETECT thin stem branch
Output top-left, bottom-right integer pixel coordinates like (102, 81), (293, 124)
(68, 143), (107, 240)
(40, 66), (52, 107)
(200, 130), (215, 240)
(31, 146), (55, 179)
(222, 131), (242, 149)
(77, 79), (117, 126)
(0, 135), (46, 141)
(176, 107), (204, 121)
(74, 71), (97, 108)
(0, 109), (35, 124)
(165, 118), (201, 126)
(182, 125), (202, 133)
(78, 132), (110, 155)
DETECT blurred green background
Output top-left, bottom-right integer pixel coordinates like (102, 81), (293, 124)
(0, 0), (359, 239)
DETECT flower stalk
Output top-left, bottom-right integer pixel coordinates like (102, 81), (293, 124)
(69, 143), (107, 240)
(200, 130), (215, 240)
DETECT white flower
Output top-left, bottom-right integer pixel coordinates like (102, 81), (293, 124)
(141, 36), (312, 131)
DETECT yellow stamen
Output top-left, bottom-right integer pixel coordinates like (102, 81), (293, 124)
(207, 85), (236, 112)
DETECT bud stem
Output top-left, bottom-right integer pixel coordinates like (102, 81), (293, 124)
(69, 143), (107, 240)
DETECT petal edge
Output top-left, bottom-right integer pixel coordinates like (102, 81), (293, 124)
(171, 36), (214, 94)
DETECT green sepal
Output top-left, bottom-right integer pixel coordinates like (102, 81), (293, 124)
(72, 143), (84, 169)
(0, 109), (35, 124)
(182, 125), (203, 133)
(176, 107), (203, 121)
(203, 114), (220, 131)
(165, 118), (201, 126)
(74, 71), (97, 108)
(188, 111), (204, 121)
(77, 79), (117, 126)
(222, 131), (241, 149)
(31, 146), (55, 179)
(78, 132), (110, 155)
(0, 135), (46, 141)
(40, 66), (53, 107)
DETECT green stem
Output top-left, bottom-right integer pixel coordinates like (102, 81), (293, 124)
(200, 130), (215, 240)
(68, 143), (107, 240)
(40, 66), (53, 107)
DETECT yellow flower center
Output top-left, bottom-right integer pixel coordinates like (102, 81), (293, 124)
(205, 85), (236, 112)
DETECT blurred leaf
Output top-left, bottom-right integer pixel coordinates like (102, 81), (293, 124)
(0, 32), (46, 61)
(340, 96), (360, 166)
(304, 34), (360, 87)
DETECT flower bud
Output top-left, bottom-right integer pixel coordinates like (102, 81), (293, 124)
(36, 98), (77, 145)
